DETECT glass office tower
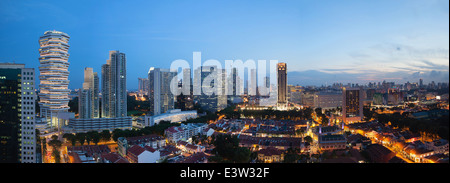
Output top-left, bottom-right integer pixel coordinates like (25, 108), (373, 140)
(0, 63), (37, 163)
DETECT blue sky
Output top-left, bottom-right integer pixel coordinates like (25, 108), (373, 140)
(0, 0), (448, 89)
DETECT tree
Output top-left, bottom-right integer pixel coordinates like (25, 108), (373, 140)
(42, 138), (47, 155)
(212, 134), (247, 163)
(48, 136), (62, 150)
(52, 149), (61, 163)
(284, 153), (300, 163)
(296, 129), (305, 139)
(75, 133), (86, 146)
(315, 107), (323, 116)
(112, 129), (124, 142)
(233, 147), (251, 163)
(50, 135), (58, 141)
(100, 130), (111, 142)
(91, 132), (101, 145)
(304, 136), (313, 144)
(218, 105), (240, 119)
(63, 133), (76, 146)
(47, 135), (62, 163)
(87, 131), (101, 145)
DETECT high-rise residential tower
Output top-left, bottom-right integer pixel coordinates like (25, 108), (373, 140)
(277, 63), (287, 110)
(148, 67), (177, 115)
(38, 30), (70, 129)
(342, 87), (363, 123)
(0, 63), (37, 163)
(101, 51), (127, 118)
(78, 67), (99, 119)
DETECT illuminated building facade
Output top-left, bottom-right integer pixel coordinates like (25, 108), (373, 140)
(144, 109), (197, 127)
(277, 63), (287, 110)
(314, 91), (343, 109)
(342, 87), (363, 123)
(38, 30), (71, 130)
(64, 116), (132, 133)
(0, 63), (37, 163)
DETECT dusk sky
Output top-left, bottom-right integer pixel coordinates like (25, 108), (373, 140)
(0, 0), (448, 90)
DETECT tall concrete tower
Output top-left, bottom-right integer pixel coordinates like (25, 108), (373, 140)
(79, 67), (99, 119)
(101, 51), (127, 118)
(148, 67), (177, 115)
(277, 63), (287, 110)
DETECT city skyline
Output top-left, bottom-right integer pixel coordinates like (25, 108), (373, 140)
(0, 0), (448, 90)
(1, 0), (449, 169)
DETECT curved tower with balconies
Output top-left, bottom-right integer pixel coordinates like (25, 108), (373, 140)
(38, 30), (70, 129)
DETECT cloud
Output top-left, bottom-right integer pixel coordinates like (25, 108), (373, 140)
(287, 69), (449, 86)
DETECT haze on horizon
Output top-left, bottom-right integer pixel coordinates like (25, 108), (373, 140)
(0, 0), (448, 90)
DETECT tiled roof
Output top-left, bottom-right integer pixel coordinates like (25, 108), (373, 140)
(166, 126), (184, 133)
(320, 134), (346, 142)
(177, 141), (189, 146)
(67, 145), (111, 157)
(366, 144), (394, 161)
(347, 134), (364, 143)
(388, 156), (407, 163)
(182, 152), (209, 163)
(144, 146), (157, 153)
(127, 145), (146, 156)
(125, 134), (164, 144)
(238, 135), (302, 147)
(321, 157), (357, 163)
(68, 152), (82, 163)
(101, 152), (129, 163)
(258, 147), (283, 156)
(186, 144), (198, 150)
(160, 145), (180, 157)
(425, 153), (449, 163)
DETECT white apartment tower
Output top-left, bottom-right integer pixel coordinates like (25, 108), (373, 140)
(38, 30), (71, 129)
(148, 67), (177, 116)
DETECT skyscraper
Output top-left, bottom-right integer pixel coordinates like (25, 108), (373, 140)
(78, 67), (99, 119)
(0, 63), (37, 163)
(277, 63), (287, 110)
(226, 67), (242, 102)
(175, 68), (194, 110)
(102, 51), (127, 118)
(38, 30), (71, 130)
(148, 67), (177, 115)
(249, 69), (257, 96)
(138, 77), (150, 96)
(342, 87), (363, 123)
(193, 66), (227, 112)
